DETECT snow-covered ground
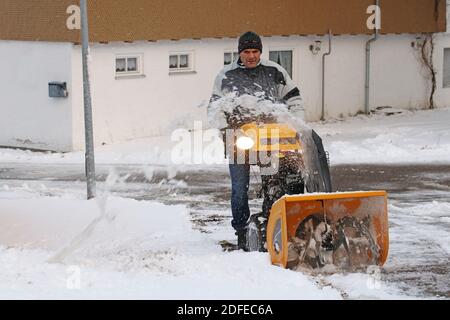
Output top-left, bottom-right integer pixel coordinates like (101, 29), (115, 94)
(311, 107), (450, 165)
(0, 107), (449, 299)
(0, 192), (408, 300)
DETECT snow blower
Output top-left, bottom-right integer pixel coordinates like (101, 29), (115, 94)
(232, 121), (389, 271)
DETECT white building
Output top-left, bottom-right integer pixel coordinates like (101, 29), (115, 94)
(0, 0), (449, 151)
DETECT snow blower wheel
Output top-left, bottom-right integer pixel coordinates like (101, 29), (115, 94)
(246, 213), (268, 252)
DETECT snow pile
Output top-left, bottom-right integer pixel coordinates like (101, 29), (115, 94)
(323, 272), (414, 300)
(312, 108), (450, 165)
(0, 193), (408, 299)
(0, 139), (173, 165)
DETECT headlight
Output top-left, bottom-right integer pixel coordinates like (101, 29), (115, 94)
(236, 136), (255, 150)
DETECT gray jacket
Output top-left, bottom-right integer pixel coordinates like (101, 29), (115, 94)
(208, 58), (304, 129)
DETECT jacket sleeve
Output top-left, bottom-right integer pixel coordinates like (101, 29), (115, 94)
(267, 60), (305, 121)
(280, 72), (305, 121)
(207, 70), (229, 129)
(284, 87), (305, 121)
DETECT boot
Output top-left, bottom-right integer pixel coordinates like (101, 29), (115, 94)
(236, 229), (248, 251)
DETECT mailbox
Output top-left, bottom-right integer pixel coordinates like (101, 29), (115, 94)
(49, 82), (68, 98)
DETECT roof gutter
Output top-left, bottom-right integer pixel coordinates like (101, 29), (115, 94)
(365, 0), (380, 115)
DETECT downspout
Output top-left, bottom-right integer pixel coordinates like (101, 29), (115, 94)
(365, 0), (380, 115)
(321, 29), (332, 121)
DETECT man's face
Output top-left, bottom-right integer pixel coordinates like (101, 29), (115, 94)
(239, 49), (261, 69)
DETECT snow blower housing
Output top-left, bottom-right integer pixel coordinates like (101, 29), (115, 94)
(267, 191), (389, 271)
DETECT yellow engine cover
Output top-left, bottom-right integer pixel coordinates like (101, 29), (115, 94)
(240, 123), (301, 152)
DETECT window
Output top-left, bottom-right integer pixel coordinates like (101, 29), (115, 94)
(444, 48), (450, 88)
(269, 50), (293, 78)
(169, 52), (195, 73)
(224, 51), (239, 65)
(115, 54), (144, 77)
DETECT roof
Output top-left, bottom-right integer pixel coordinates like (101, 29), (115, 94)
(0, 0), (447, 43)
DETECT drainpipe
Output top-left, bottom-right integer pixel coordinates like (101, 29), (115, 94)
(321, 29), (332, 121)
(365, 0), (380, 115)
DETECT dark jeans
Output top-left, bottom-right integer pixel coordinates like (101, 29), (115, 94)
(229, 164), (250, 232)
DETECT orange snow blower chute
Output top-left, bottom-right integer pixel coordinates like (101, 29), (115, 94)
(267, 191), (389, 271)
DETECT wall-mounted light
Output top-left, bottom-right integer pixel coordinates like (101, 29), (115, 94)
(411, 36), (425, 50)
(309, 40), (322, 55)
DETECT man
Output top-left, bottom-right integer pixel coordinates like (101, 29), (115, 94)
(208, 31), (304, 250)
